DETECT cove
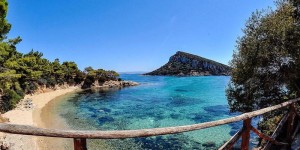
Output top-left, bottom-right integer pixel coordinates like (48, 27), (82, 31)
(55, 74), (248, 149)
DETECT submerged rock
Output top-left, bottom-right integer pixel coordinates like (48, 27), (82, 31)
(98, 116), (115, 125)
(202, 141), (216, 148)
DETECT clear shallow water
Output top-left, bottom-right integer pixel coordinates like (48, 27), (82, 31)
(56, 74), (247, 149)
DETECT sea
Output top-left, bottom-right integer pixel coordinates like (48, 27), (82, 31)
(52, 74), (258, 149)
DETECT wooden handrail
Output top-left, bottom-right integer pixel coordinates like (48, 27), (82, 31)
(1, 98), (299, 150)
(218, 128), (243, 150)
(262, 113), (290, 150)
(250, 126), (288, 145)
(220, 99), (299, 150)
(0, 98), (299, 139)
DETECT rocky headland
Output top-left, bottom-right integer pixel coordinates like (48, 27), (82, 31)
(144, 51), (231, 76)
(90, 80), (139, 89)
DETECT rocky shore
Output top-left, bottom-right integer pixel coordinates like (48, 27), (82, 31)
(91, 80), (139, 89)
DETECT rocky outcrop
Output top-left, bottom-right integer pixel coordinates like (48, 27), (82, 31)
(145, 51), (231, 76)
(102, 80), (139, 88)
(91, 80), (139, 89)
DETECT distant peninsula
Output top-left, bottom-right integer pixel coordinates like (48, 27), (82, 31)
(145, 51), (231, 76)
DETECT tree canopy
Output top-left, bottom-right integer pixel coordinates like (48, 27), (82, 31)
(226, 0), (300, 137)
(0, 0), (120, 112)
(227, 0), (300, 113)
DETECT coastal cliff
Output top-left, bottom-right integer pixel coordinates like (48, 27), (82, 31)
(145, 51), (231, 76)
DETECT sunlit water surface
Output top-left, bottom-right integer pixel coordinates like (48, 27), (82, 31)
(55, 74), (257, 149)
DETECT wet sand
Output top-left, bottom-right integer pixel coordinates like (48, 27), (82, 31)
(36, 90), (113, 150)
(34, 91), (76, 150)
(2, 86), (80, 150)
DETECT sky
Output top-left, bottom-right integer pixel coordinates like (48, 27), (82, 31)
(7, 0), (275, 72)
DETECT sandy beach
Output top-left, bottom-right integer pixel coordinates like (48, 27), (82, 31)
(1, 86), (80, 150)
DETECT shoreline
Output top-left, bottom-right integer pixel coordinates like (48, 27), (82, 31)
(1, 86), (80, 150)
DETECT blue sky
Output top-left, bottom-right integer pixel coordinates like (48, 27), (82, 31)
(7, 0), (274, 72)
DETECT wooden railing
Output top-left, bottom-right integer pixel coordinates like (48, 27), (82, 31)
(0, 98), (300, 150)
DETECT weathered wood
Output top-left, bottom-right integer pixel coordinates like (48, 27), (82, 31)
(292, 121), (300, 140)
(219, 128), (243, 150)
(0, 98), (299, 139)
(241, 119), (251, 150)
(287, 104), (296, 142)
(74, 138), (87, 150)
(291, 104), (300, 140)
(250, 126), (288, 145)
(263, 112), (290, 150)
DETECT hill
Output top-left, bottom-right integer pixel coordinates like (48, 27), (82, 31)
(145, 51), (231, 76)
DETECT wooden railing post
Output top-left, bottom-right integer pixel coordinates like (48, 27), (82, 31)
(287, 103), (296, 143)
(219, 129), (243, 150)
(241, 118), (251, 150)
(74, 138), (87, 150)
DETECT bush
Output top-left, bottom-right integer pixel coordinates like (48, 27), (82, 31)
(82, 75), (95, 89)
(37, 78), (47, 85)
(45, 77), (57, 88)
(98, 76), (107, 83)
(74, 71), (85, 85)
(15, 88), (24, 98)
(2, 89), (23, 111)
(14, 82), (24, 97)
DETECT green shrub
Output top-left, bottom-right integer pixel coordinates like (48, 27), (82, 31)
(2, 89), (23, 111)
(82, 75), (95, 89)
(45, 77), (57, 88)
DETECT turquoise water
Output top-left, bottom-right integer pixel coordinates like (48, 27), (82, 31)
(56, 74), (247, 149)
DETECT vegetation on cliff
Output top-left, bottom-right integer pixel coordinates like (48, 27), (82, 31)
(0, 0), (120, 112)
(145, 51), (231, 76)
(81, 67), (120, 89)
(226, 0), (300, 142)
